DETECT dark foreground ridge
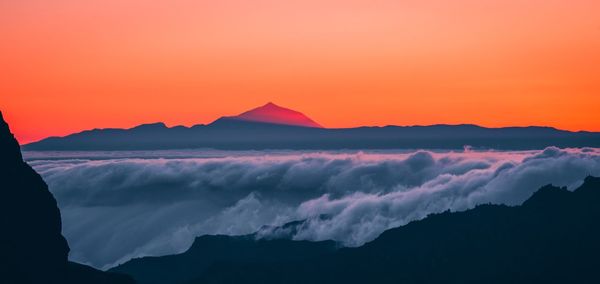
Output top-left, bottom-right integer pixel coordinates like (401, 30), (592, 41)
(24, 103), (600, 150)
(112, 176), (600, 284)
(0, 111), (134, 284)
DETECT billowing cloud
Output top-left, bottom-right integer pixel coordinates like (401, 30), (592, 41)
(24, 147), (600, 269)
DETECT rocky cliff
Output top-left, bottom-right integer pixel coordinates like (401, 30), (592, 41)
(0, 111), (134, 284)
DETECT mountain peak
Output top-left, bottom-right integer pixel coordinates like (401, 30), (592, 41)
(228, 102), (323, 128)
(0, 111), (24, 163)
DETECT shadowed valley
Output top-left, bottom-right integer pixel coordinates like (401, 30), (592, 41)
(111, 176), (600, 284)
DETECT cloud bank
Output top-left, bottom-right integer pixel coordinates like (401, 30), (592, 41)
(25, 147), (600, 269)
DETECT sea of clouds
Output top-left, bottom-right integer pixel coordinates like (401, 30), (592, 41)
(24, 147), (600, 270)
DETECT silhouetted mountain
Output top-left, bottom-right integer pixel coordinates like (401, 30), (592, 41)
(219, 102), (323, 128)
(110, 235), (337, 284)
(0, 111), (135, 284)
(110, 216), (335, 284)
(112, 176), (600, 284)
(23, 104), (600, 150)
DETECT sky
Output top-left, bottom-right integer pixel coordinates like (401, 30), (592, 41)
(1, 0), (599, 144)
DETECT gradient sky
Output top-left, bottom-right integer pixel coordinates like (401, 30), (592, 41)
(1, 0), (599, 144)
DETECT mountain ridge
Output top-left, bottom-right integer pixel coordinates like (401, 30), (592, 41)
(111, 176), (600, 284)
(22, 103), (600, 150)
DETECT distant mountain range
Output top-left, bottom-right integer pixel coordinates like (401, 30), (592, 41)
(23, 103), (600, 150)
(110, 176), (600, 284)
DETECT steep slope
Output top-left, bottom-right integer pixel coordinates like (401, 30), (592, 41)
(0, 111), (69, 283)
(223, 102), (323, 128)
(0, 111), (134, 284)
(113, 177), (600, 284)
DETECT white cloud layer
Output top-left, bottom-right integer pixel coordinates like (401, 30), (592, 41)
(25, 147), (600, 269)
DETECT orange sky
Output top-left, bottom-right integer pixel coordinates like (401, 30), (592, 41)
(1, 0), (599, 144)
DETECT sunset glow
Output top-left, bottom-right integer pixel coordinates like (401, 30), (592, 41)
(2, 0), (599, 143)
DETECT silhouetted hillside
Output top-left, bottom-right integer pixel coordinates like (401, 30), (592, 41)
(113, 176), (600, 284)
(23, 104), (600, 150)
(0, 111), (134, 284)
(111, 235), (337, 284)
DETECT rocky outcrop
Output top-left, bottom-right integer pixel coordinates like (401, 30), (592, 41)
(0, 111), (134, 284)
(0, 112), (69, 283)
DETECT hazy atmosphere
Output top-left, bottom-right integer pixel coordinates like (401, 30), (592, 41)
(25, 147), (600, 269)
